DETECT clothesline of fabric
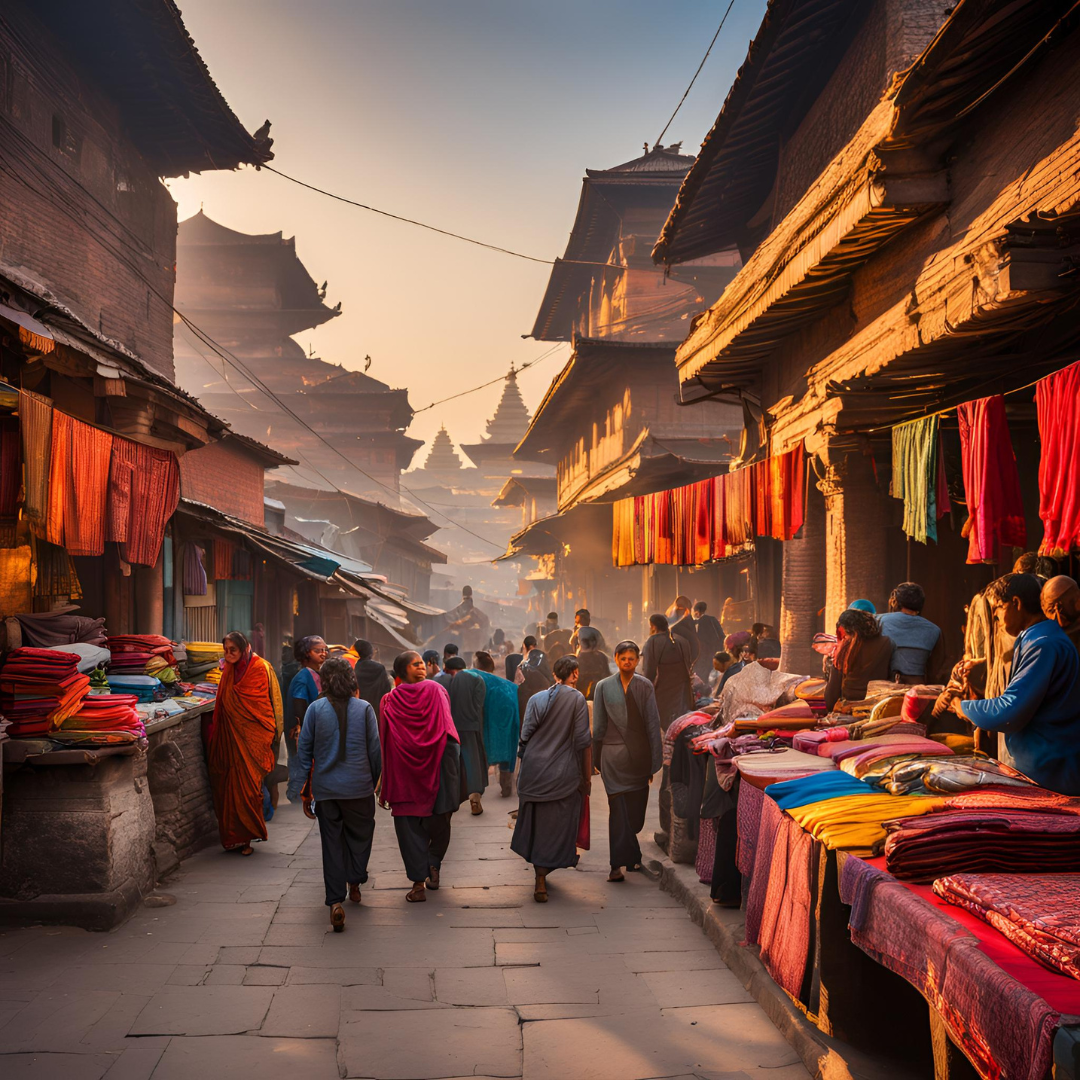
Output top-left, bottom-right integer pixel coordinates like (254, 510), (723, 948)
(612, 447), (805, 567)
(18, 390), (180, 567)
(889, 355), (1080, 560)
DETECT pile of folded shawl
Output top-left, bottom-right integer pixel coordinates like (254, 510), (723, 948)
(885, 804), (1080, 881)
(181, 641), (223, 685)
(0, 647), (90, 736)
(106, 634), (177, 675)
(54, 692), (145, 746)
(933, 872), (1080, 980)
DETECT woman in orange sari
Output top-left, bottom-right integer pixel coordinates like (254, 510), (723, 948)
(208, 631), (284, 854)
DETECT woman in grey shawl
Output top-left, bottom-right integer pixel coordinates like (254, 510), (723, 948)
(511, 655), (592, 903)
(592, 640), (663, 881)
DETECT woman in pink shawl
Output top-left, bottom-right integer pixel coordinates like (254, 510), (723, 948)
(379, 651), (464, 902)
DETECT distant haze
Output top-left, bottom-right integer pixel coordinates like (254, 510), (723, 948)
(167, 0), (766, 465)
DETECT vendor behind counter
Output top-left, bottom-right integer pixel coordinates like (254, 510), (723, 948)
(955, 573), (1080, 796)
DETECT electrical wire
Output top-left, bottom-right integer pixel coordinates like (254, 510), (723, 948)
(412, 342), (567, 413)
(655, 0), (737, 147)
(260, 164), (554, 265)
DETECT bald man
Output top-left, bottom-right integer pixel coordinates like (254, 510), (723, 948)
(1043, 575), (1080, 653)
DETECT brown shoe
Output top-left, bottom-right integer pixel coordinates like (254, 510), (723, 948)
(330, 903), (346, 932)
(607, 868), (625, 883)
(406, 882), (426, 903)
(348, 883), (361, 904)
(470, 793), (483, 816)
(499, 770), (513, 797)
(533, 870), (548, 903)
(427, 866), (440, 891)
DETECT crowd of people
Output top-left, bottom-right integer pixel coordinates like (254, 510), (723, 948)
(199, 563), (1080, 931)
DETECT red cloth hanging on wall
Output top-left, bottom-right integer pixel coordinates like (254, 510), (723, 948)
(122, 442), (180, 567)
(957, 396), (1027, 564)
(1036, 360), (1080, 558)
(43, 412), (114, 556)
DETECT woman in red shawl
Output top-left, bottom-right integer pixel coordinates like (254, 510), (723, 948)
(208, 631), (283, 855)
(379, 651), (463, 902)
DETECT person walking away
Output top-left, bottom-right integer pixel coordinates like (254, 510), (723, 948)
(1042, 576), (1080, 653)
(207, 632), (283, 855)
(512, 655), (592, 902)
(516, 636), (554, 720)
(473, 651), (519, 797)
(444, 656), (488, 814)
(297, 657), (380, 932)
(824, 610), (895, 711)
(379, 652), (463, 901)
(574, 626), (612, 700)
(544, 612), (573, 662)
(666, 596), (701, 671)
(592, 641), (663, 881)
(690, 602), (724, 682)
(436, 644), (458, 689)
(351, 639), (392, 719)
(877, 582), (944, 683)
(952, 574), (1080, 794)
(569, 608), (606, 654)
(643, 614), (693, 731)
(286, 636), (328, 814)
(753, 624), (782, 660)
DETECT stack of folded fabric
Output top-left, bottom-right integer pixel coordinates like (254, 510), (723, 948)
(182, 641), (224, 684)
(104, 674), (163, 703)
(932, 873), (1080, 979)
(765, 769), (946, 855)
(144, 654), (179, 685)
(885, 808), (1080, 881)
(107, 634), (177, 674)
(0, 647), (90, 736)
(55, 693), (145, 746)
(793, 678), (828, 717)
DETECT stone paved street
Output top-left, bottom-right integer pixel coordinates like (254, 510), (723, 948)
(0, 787), (809, 1080)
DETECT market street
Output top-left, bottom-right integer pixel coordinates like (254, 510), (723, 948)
(0, 789), (808, 1080)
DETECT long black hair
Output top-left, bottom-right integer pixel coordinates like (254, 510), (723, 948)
(320, 657), (357, 763)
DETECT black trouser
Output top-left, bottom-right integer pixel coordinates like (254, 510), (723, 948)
(314, 795), (376, 906)
(394, 812), (453, 882)
(710, 803), (742, 905)
(608, 787), (649, 869)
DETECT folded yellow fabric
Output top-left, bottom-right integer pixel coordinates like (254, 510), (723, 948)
(786, 793), (946, 853)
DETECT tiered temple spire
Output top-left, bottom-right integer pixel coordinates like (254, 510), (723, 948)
(483, 368), (532, 445)
(424, 424), (463, 474)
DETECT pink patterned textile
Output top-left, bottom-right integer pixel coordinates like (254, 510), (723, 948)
(933, 874), (1080, 981)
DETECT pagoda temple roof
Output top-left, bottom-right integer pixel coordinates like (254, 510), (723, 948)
(41, 0), (273, 177)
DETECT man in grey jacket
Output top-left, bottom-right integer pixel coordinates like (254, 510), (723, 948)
(592, 640), (663, 881)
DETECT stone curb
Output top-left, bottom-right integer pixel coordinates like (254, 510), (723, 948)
(641, 840), (901, 1080)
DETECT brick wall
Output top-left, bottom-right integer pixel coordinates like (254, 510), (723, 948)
(146, 711), (218, 878)
(0, 1), (177, 379)
(180, 440), (266, 525)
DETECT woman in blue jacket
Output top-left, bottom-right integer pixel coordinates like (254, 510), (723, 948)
(297, 657), (381, 932)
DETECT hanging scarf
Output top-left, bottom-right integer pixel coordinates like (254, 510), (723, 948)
(1036, 360), (1080, 558)
(892, 415), (940, 544)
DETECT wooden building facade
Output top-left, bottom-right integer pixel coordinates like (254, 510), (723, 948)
(654, 0), (1080, 673)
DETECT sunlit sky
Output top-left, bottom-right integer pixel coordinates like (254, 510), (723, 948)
(167, 0), (767, 466)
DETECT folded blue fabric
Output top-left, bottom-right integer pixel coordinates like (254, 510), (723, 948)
(765, 770), (877, 810)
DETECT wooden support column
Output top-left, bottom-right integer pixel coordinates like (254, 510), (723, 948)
(819, 449), (891, 630)
(779, 481), (825, 674)
(134, 555), (164, 636)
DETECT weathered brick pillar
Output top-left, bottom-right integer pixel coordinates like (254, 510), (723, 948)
(820, 450), (890, 631)
(779, 482), (825, 675)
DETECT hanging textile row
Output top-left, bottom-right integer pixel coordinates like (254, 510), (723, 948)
(890, 358), (1080, 561)
(612, 446), (805, 567)
(18, 389), (180, 567)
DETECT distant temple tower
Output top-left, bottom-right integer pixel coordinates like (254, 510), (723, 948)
(424, 425), (463, 477)
(460, 368), (534, 483)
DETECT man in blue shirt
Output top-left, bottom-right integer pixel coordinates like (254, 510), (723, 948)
(955, 574), (1080, 795)
(878, 582), (944, 683)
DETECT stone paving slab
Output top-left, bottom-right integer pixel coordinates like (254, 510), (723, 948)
(129, 985), (274, 1035)
(150, 1035), (338, 1080)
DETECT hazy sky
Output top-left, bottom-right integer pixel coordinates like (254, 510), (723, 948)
(167, 0), (767, 465)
